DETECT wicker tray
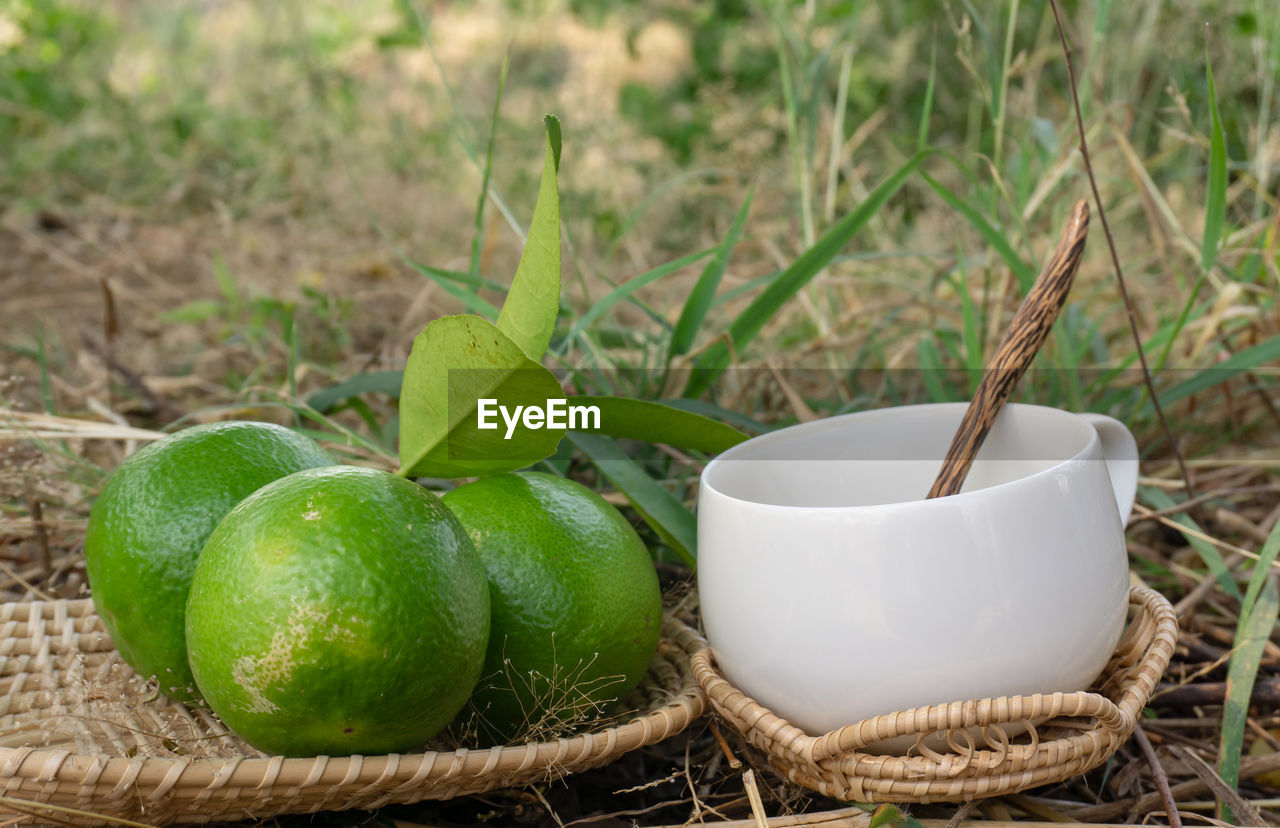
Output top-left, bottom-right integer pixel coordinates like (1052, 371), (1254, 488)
(694, 585), (1177, 804)
(0, 598), (706, 825)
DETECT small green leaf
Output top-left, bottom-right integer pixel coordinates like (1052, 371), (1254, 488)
(497, 115), (562, 360)
(1203, 54), (1228, 273)
(398, 315), (565, 478)
(667, 185), (754, 362)
(569, 396), (748, 453)
(567, 432), (697, 568)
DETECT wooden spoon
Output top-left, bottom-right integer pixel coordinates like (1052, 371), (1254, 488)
(926, 199), (1091, 499)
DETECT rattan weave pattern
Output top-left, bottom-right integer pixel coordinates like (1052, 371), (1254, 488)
(0, 598), (706, 824)
(695, 585), (1177, 803)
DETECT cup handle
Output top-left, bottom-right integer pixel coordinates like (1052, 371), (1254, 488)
(1078, 412), (1139, 525)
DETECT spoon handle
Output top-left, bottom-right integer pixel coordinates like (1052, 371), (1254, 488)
(927, 200), (1091, 500)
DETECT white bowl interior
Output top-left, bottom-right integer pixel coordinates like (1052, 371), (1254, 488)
(702, 404), (1096, 508)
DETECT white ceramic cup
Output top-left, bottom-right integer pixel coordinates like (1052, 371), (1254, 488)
(696, 402), (1138, 736)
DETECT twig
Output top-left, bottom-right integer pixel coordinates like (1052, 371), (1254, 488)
(711, 720), (744, 769)
(1126, 486), (1280, 523)
(1173, 552), (1244, 617)
(944, 801), (977, 828)
(1070, 750), (1280, 821)
(1155, 677), (1280, 708)
(1047, 0), (1196, 498)
(530, 785), (567, 828)
(742, 768), (769, 828)
(1169, 744), (1267, 826)
(1134, 725), (1184, 828)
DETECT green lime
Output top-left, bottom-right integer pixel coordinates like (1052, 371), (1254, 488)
(85, 421), (333, 699)
(442, 471), (662, 743)
(185, 465), (490, 757)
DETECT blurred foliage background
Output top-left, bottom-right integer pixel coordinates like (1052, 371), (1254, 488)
(2, 0), (1278, 473)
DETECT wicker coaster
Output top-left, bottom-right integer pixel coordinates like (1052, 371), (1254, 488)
(694, 585), (1177, 804)
(0, 598), (707, 825)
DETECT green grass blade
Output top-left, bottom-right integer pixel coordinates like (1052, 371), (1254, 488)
(1223, 518), (1280, 811)
(917, 35), (938, 152)
(360, 205), (502, 318)
(952, 262), (983, 394)
(1219, 575), (1279, 814)
(686, 150), (930, 397)
(921, 168), (1036, 290)
(566, 432), (697, 568)
(1202, 54), (1228, 273)
(667, 184), (755, 362)
(563, 247), (716, 344)
(1142, 334), (1280, 415)
(497, 115), (562, 360)
(469, 51), (510, 278)
(307, 370), (404, 412)
(1141, 487), (1242, 600)
(918, 336), (954, 402)
(1238, 521), (1280, 657)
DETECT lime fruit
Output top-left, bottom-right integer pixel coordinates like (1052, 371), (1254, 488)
(185, 465), (490, 757)
(442, 471), (662, 743)
(84, 421), (333, 699)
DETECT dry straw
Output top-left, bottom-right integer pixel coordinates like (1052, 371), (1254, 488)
(695, 585), (1177, 804)
(0, 599), (706, 825)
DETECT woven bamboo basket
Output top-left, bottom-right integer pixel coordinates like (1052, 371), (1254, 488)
(694, 584), (1177, 804)
(0, 598), (706, 825)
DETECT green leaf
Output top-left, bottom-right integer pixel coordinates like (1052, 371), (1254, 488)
(497, 114), (562, 360)
(1219, 576), (1279, 805)
(1203, 54), (1228, 273)
(667, 184), (755, 362)
(397, 315), (565, 478)
(657, 397), (772, 435)
(307, 370), (404, 413)
(1141, 487), (1242, 600)
(569, 396), (748, 453)
(563, 246), (717, 344)
(567, 432), (697, 568)
(686, 151), (929, 397)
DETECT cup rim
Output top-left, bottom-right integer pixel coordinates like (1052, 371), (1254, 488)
(700, 402), (1101, 510)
